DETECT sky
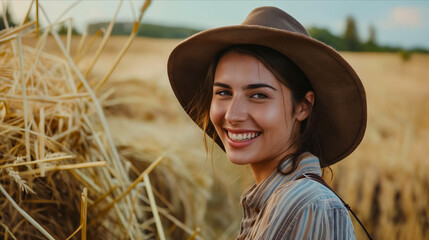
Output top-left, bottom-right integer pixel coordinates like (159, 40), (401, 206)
(2, 0), (429, 49)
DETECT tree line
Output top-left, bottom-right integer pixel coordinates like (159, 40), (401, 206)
(1, 10), (427, 54)
(308, 16), (428, 54)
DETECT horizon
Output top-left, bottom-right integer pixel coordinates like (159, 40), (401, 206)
(2, 1), (429, 50)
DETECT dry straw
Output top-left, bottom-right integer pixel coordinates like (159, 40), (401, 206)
(0, 0), (206, 239)
(328, 53), (429, 240)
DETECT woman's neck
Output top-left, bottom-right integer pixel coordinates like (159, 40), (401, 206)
(250, 149), (305, 185)
(250, 161), (278, 185)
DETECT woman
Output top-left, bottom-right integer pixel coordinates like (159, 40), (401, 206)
(168, 6), (368, 240)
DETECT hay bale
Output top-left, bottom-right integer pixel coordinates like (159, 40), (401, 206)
(0, 10), (206, 240)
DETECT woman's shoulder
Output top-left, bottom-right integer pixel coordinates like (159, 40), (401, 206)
(260, 178), (354, 236)
(268, 178), (346, 213)
(258, 177), (356, 239)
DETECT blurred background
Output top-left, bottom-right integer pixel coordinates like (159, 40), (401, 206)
(1, 0), (428, 239)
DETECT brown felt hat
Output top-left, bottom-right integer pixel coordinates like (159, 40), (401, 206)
(167, 6), (367, 166)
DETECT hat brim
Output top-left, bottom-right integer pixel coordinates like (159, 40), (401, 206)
(168, 25), (367, 166)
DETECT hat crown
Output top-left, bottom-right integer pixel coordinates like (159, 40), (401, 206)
(242, 6), (310, 37)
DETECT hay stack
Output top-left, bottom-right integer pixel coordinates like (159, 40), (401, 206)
(0, 2), (210, 239)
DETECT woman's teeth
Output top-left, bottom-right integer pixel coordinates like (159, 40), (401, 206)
(227, 131), (260, 142)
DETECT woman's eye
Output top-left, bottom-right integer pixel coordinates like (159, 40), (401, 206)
(251, 93), (268, 99)
(215, 90), (232, 96)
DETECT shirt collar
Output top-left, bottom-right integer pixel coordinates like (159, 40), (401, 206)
(241, 152), (322, 210)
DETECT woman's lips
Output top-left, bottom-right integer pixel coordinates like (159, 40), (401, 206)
(224, 129), (261, 148)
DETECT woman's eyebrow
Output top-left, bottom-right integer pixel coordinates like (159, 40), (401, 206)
(213, 82), (231, 88)
(245, 83), (277, 91)
(213, 82), (277, 90)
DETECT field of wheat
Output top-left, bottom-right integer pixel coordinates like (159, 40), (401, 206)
(94, 36), (429, 239)
(1, 19), (428, 240)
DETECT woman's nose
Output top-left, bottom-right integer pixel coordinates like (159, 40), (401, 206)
(225, 97), (248, 123)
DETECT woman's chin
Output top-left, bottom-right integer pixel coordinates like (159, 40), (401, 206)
(226, 152), (256, 165)
(228, 159), (248, 165)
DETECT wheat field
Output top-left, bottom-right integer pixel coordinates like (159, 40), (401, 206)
(16, 35), (429, 239)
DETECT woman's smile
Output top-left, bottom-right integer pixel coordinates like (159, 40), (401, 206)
(226, 130), (261, 142)
(224, 128), (262, 147)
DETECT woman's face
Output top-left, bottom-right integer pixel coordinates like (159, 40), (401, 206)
(210, 51), (307, 173)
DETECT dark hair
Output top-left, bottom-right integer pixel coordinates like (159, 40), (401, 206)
(189, 44), (326, 176)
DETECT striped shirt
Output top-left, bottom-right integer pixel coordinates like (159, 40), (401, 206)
(236, 153), (356, 240)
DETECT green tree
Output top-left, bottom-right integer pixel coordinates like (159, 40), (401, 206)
(343, 16), (361, 51)
(363, 25), (378, 51)
(367, 25), (376, 46)
(399, 49), (412, 62)
(57, 23), (80, 35)
(308, 27), (347, 51)
(0, 4), (16, 30)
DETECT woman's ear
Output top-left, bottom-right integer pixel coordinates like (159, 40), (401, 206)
(295, 91), (314, 121)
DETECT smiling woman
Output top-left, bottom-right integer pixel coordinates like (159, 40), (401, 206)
(209, 46), (315, 184)
(168, 6), (369, 240)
